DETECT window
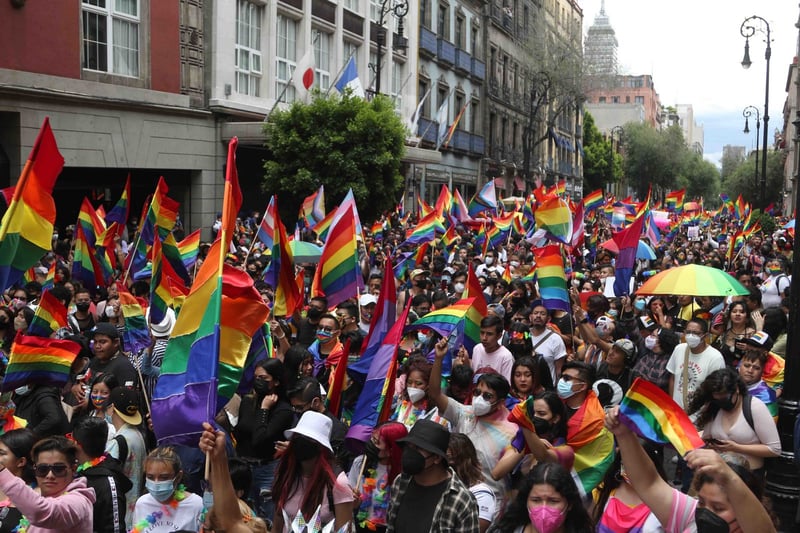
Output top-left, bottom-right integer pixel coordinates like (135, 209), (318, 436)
(471, 25), (478, 56)
(513, 122), (518, 150)
(598, 96), (606, 103)
(235, 0), (263, 96)
(470, 99), (479, 134)
(276, 15), (298, 102)
(438, 86), (449, 115)
(489, 111), (496, 154)
(612, 96), (619, 103)
(314, 32), (331, 91)
(635, 96), (645, 105)
(625, 96), (630, 103)
(418, 80), (430, 118)
(438, 3), (449, 39)
(455, 15), (465, 49)
(390, 61), (404, 109)
(454, 94), (464, 130)
(370, 0), (381, 23)
(82, 0), (140, 77)
(421, 0), (431, 28)
(343, 42), (360, 73)
(489, 47), (497, 82)
(344, 0), (360, 13)
(369, 50), (378, 91)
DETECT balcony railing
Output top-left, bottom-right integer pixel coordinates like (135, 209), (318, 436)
(420, 26), (437, 57)
(471, 58), (485, 81)
(418, 117), (437, 144)
(452, 129), (470, 151)
(437, 38), (455, 64)
(470, 134), (485, 156)
(455, 48), (471, 73)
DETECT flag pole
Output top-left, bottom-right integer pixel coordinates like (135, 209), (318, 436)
(265, 32), (321, 120)
(325, 48), (358, 97)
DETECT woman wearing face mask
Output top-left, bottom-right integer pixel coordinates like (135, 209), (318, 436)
(391, 358), (448, 430)
(488, 462), (593, 533)
(70, 373), (119, 443)
(688, 368), (780, 481)
(98, 295), (125, 338)
(232, 358), (294, 522)
(760, 257), (790, 309)
(429, 338), (519, 513)
(272, 411), (354, 533)
(347, 422), (407, 533)
(131, 446), (203, 532)
(605, 406), (779, 533)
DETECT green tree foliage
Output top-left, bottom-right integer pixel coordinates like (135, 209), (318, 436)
(720, 150), (783, 210)
(680, 152), (720, 205)
(263, 93), (406, 223)
(582, 112), (618, 191)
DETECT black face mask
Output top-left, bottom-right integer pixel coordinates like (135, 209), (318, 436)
(293, 437), (320, 462)
(532, 416), (553, 437)
(401, 447), (428, 475)
(252, 380), (271, 397)
(508, 344), (528, 358)
(364, 440), (381, 461)
(307, 307), (323, 321)
(695, 507), (733, 533)
(711, 392), (737, 412)
(76, 302), (91, 312)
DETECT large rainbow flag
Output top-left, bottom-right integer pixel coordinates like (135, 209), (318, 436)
(535, 196), (573, 245)
(533, 245), (570, 312)
(0, 333), (82, 392)
(618, 377), (704, 457)
(27, 290), (68, 339)
(0, 118), (63, 292)
(263, 199), (302, 317)
(566, 390), (615, 496)
(152, 137), (269, 445)
(311, 204), (363, 308)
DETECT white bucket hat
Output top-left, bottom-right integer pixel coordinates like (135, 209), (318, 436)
(284, 411), (333, 453)
(147, 307), (176, 337)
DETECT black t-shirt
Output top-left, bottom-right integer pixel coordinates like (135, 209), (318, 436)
(393, 477), (448, 533)
(88, 353), (138, 388)
(0, 505), (23, 533)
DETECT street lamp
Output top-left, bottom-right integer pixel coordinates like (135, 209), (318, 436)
(609, 126), (624, 194)
(368, 0), (409, 95)
(740, 15), (771, 209)
(742, 105), (761, 194)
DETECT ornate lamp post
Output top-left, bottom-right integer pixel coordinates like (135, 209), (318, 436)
(740, 15), (771, 209)
(742, 105), (761, 194)
(368, 0), (409, 95)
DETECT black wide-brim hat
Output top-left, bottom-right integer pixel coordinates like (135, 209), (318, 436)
(397, 419), (450, 459)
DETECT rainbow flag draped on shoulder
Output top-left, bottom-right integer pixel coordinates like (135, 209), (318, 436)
(152, 138), (270, 445)
(566, 390), (615, 496)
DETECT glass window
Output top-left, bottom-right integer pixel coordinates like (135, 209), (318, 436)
(344, 0), (360, 13)
(235, 0), (263, 96)
(390, 61), (403, 110)
(314, 32), (331, 91)
(81, 0), (140, 77)
(276, 15), (298, 102)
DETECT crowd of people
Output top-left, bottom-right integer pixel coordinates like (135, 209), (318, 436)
(0, 198), (792, 533)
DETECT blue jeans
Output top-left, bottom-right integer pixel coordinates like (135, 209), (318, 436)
(251, 459), (280, 522)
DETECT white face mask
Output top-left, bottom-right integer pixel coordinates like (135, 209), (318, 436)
(453, 282), (465, 294)
(484, 257), (494, 265)
(510, 260), (520, 268)
(407, 387), (426, 403)
(105, 306), (117, 318)
(685, 333), (702, 349)
(644, 335), (658, 350)
(472, 395), (494, 416)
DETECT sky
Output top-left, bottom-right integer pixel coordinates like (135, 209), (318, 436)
(579, 0), (798, 166)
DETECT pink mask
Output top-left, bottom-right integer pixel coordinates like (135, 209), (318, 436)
(528, 505), (566, 533)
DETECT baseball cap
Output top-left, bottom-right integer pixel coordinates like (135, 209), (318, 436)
(741, 330), (774, 351)
(410, 269), (430, 280)
(612, 338), (636, 359)
(110, 387), (142, 426)
(89, 322), (120, 340)
(359, 294), (378, 307)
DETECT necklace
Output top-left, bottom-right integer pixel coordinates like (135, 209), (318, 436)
(130, 485), (187, 533)
(76, 455), (106, 473)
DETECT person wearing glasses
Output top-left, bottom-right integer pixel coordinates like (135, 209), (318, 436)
(665, 318), (725, 411)
(429, 338), (518, 517)
(0, 435), (95, 531)
(308, 313), (345, 390)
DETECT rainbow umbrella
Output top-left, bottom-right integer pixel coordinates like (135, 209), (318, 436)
(635, 264), (749, 297)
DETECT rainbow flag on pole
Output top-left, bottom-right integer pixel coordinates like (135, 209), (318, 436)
(582, 189), (604, 214)
(535, 196), (573, 245)
(0, 118), (63, 292)
(105, 174), (131, 234)
(28, 290), (68, 338)
(118, 284), (151, 355)
(566, 391), (615, 496)
(0, 333), (82, 392)
(618, 377), (704, 457)
(311, 204), (363, 308)
(533, 245), (570, 312)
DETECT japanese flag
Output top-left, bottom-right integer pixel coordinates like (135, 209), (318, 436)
(294, 47), (315, 101)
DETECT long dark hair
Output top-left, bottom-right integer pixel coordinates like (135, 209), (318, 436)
(533, 391), (567, 442)
(688, 367), (748, 429)
(491, 462), (593, 532)
(448, 433), (483, 487)
(592, 447), (666, 524)
(510, 356), (538, 398)
(254, 358), (287, 399)
(272, 437), (337, 519)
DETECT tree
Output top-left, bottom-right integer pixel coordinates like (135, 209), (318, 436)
(681, 152), (720, 204)
(263, 93), (406, 223)
(720, 149), (783, 209)
(582, 112), (617, 191)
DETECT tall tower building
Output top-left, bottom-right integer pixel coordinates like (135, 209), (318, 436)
(584, 0), (618, 77)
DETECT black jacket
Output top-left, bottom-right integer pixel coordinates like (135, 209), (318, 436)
(80, 458), (133, 533)
(13, 385), (70, 438)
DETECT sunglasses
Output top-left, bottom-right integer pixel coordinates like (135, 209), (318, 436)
(472, 390), (496, 402)
(34, 463), (70, 477)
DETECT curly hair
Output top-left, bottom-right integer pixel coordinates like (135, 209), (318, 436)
(688, 367), (748, 429)
(447, 433), (483, 487)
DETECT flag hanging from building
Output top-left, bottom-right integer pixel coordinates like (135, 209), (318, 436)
(334, 56), (365, 98)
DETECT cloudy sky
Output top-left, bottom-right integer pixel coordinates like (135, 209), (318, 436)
(579, 1), (798, 166)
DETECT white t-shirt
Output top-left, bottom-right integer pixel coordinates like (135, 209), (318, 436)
(470, 482), (496, 523)
(529, 329), (567, 384)
(666, 343), (725, 408)
(471, 343), (514, 382)
(132, 492), (203, 533)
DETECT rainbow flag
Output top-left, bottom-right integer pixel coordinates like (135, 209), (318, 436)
(347, 298), (411, 446)
(257, 196), (276, 250)
(406, 297), (482, 356)
(263, 201), (302, 317)
(468, 180), (498, 218)
(22, 267), (36, 284)
(566, 390), (615, 496)
(0, 118), (62, 293)
(94, 222), (119, 284)
(403, 211), (445, 246)
(311, 208), (336, 242)
(417, 193), (435, 218)
(41, 262), (55, 290)
(71, 224), (103, 294)
(78, 197), (106, 248)
(300, 185), (326, 228)
(0, 333), (82, 392)
(434, 184), (453, 217)
(582, 189), (604, 213)
(149, 235), (189, 325)
(554, 179), (566, 196)
(452, 189), (472, 222)
(236, 323), (273, 396)
(161, 232), (192, 285)
(105, 174), (131, 234)
(152, 137), (269, 445)
(533, 245), (570, 312)
(140, 177), (180, 246)
(535, 196), (573, 245)
(665, 188), (685, 212)
(619, 377), (704, 457)
(570, 202), (585, 250)
(177, 229), (201, 271)
(612, 215), (644, 297)
(118, 284), (151, 355)
(28, 289), (68, 338)
(311, 205), (363, 307)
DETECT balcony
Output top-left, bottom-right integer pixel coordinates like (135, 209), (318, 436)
(471, 58), (485, 81)
(437, 38), (455, 65)
(418, 117), (437, 144)
(470, 134), (485, 156)
(420, 26), (437, 57)
(455, 49), (471, 73)
(452, 129), (470, 152)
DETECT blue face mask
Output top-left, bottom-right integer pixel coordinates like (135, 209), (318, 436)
(146, 478), (176, 503)
(556, 378), (577, 399)
(634, 299), (646, 312)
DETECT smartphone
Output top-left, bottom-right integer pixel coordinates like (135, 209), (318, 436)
(705, 438), (723, 446)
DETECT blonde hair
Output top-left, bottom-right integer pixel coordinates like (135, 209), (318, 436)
(144, 446), (182, 476)
(206, 499), (268, 533)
